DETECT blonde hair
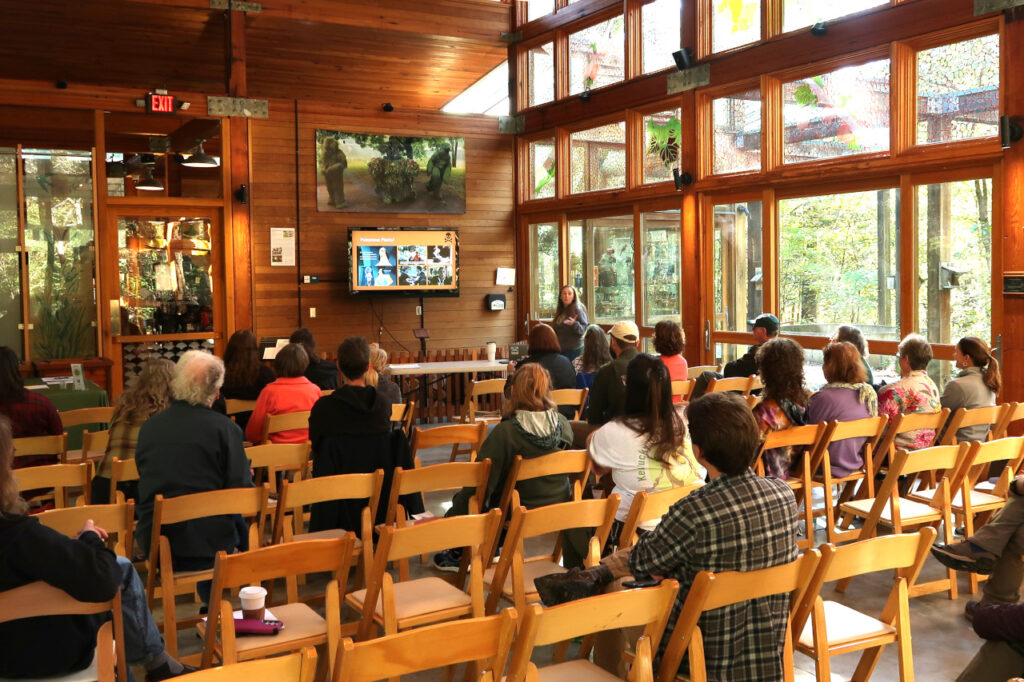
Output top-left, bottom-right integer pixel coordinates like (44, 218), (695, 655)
(505, 363), (555, 415)
(114, 359), (175, 424)
(0, 415), (27, 515)
(360, 344), (390, 388)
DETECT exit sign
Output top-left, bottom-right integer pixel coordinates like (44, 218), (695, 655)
(146, 92), (178, 114)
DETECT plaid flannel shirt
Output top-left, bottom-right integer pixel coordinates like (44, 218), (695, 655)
(0, 392), (63, 439)
(628, 469), (798, 682)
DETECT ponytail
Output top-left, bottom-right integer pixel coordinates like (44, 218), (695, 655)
(958, 337), (1001, 394)
(983, 351), (1002, 394)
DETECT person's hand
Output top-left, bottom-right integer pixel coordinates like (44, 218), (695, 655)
(563, 316), (576, 325)
(508, 360), (517, 371)
(77, 519), (109, 540)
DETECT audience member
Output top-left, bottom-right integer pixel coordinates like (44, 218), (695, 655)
(806, 342), (877, 477)
(877, 334), (940, 450)
(588, 354), (701, 549)
(0, 345), (62, 441)
(135, 351), (253, 606)
(690, 313), (779, 400)
(587, 321), (641, 426)
(432, 363), (575, 572)
(244, 343), (321, 444)
(652, 321), (688, 404)
(832, 325), (874, 386)
(511, 324), (576, 419)
(0, 415), (194, 681)
(942, 336), (1001, 443)
(289, 327), (339, 391)
(221, 330), (275, 431)
(537, 392), (798, 679)
(308, 336), (422, 534)
(552, 285), (589, 362)
(574, 324), (612, 393)
(365, 344), (403, 407)
(753, 338), (810, 478)
(91, 359), (175, 504)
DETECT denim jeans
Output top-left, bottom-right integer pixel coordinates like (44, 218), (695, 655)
(116, 555), (166, 680)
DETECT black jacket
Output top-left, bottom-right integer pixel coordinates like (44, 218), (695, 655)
(305, 358), (340, 392)
(514, 351), (577, 419)
(588, 347), (639, 426)
(308, 386), (423, 532)
(724, 343), (762, 379)
(0, 514), (120, 678)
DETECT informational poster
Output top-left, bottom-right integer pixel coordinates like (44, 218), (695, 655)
(270, 227), (296, 267)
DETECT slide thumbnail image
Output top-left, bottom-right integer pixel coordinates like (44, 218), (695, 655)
(399, 266), (426, 286)
(357, 245), (397, 267)
(373, 268), (395, 286)
(399, 245), (426, 264)
(428, 245), (451, 264)
(428, 266), (453, 286)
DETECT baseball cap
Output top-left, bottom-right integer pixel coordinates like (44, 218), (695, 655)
(609, 321), (640, 344)
(753, 313), (780, 333)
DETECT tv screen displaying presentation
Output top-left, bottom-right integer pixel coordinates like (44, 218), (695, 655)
(349, 228), (459, 297)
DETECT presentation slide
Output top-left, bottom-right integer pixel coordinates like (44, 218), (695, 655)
(350, 229), (458, 295)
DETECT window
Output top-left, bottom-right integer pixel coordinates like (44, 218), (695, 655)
(783, 59), (891, 163)
(530, 222), (561, 318)
(642, 108), (682, 184)
(568, 216), (635, 322)
(712, 201), (762, 331)
(782, 0), (888, 34)
(916, 178), (992, 344)
(0, 149), (20, 355)
(527, 43), (555, 108)
(712, 89), (762, 174)
(642, 210), (681, 324)
(916, 35), (999, 145)
(778, 188), (899, 338)
(442, 62), (509, 116)
(712, 0), (760, 54)
(568, 16), (625, 95)
(570, 122), (626, 193)
(641, 0), (682, 74)
(527, 0), (555, 23)
(529, 137), (557, 200)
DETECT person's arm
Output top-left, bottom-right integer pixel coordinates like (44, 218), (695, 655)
(17, 521), (121, 603)
(627, 500), (696, 579)
(722, 346), (756, 378)
(587, 424), (615, 478)
(572, 305), (588, 335)
(940, 380), (965, 412)
(244, 389), (271, 443)
(876, 385), (901, 420)
(587, 368), (610, 426)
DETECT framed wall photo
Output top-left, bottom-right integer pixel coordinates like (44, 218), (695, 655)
(315, 130), (466, 214)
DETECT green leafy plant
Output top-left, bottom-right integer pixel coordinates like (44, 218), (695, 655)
(646, 116), (682, 170)
(367, 158), (419, 205)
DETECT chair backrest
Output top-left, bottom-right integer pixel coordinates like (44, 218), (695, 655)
(993, 402), (1024, 440)
(808, 415), (887, 478)
(550, 388), (589, 420)
(687, 364), (722, 380)
(409, 423), (486, 455)
(705, 375), (755, 396)
(386, 460), (491, 525)
(59, 406), (115, 428)
(399, 399), (416, 436)
(862, 443), (972, 528)
(321, 389), (335, 396)
(13, 433), (66, 460)
(152, 485), (269, 558)
(261, 410), (311, 443)
(82, 428), (110, 458)
(224, 399), (258, 416)
(37, 501), (136, 558)
(176, 648), (317, 682)
(246, 442), (311, 484)
(461, 378), (506, 422)
(873, 408), (950, 466)
(618, 484), (703, 549)
(498, 450), (590, 516)
(110, 456), (140, 502)
(657, 550), (821, 682)
(508, 580), (680, 681)
(955, 436), (1024, 494)
(941, 404), (1009, 445)
(755, 422), (830, 476)
(13, 461), (92, 507)
(274, 470), (384, 544)
(379, 509), (501, 564)
(390, 402), (407, 422)
(335, 609), (518, 682)
(671, 380), (693, 401)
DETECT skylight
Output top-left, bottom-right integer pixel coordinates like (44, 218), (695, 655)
(442, 62), (509, 116)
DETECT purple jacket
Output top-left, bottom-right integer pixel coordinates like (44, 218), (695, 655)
(806, 387), (871, 477)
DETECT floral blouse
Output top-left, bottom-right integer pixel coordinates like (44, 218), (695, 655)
(878, 369), (941, 450)
(753, 398), (808, 478)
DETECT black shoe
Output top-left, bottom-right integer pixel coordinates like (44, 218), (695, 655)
(965, 600), (980, 623)
(930, 543), (997, 575)
(534, 568), (602, 607)
(146, 662), (198, 681)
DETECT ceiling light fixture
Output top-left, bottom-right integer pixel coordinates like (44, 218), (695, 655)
(181, 140), (219, 168)
(136, 166), (164, 191)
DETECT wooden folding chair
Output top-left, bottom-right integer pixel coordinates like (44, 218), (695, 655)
(13, 433), (66, 465)
(0, 581), (128, 682)
(175, 648), (317, 682)
(200, 537), (355, 673)
(389, 401), (409, 433)
(793, 528), (936, 682)
(399, 400), (416, 437)
(871, 409), (950, 476)
(550, 388), (589, 420)
(110, 457), (139, 503)
(60, 406), (115, 463)
(655, 550), (822, 682)
(225, 399), (258, 419)
(457, 378), (505, 426)
(246, 442), (310, 494)
(145, 485), (270, 657)
(260, 410), (311, 445)
(410, 422), (486, 464)
(704, 375), (756, 396)
(670, 380), (693, 402)
(334, 610), (518, 682)
(13, 461), (92, 508)
(484, 496), (618, 615)
(993, 402), (1024, 441)
(507, 580), (680, 682)
(81, 428), (110, 461)
(37, 500), (136, 558)
(347, 510), (502, 641)
(617, 484), (703, 550)
(940, 404), (1009, 445)
(687, 364), (721, 380)
(835, 443), (973, 599)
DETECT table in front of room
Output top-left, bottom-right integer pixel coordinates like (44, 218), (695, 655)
(24, 377), (110, 449)
(389, 360), (509, 423)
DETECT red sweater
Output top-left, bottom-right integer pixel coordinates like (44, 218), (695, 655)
(660, 354), (689, 404)
(245, 377), (321, 443)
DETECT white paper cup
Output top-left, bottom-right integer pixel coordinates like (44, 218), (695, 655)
(486, 342), (497, 362)
(239, 585), (267, 620)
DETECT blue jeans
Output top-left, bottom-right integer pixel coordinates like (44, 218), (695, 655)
(117, 555), (166, 679)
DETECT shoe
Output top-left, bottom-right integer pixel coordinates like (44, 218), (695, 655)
(534, 568), (602, 607)
(146, 662), (198, 681)
(930, 542), (997, 575)
(432, 549), (462, 573)
(965, 600), (979, 623)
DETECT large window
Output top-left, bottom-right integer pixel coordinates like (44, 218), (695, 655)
(642, 108), (682, 184)
(0, 150), (19, 354)
(712, 200), (762, 332)
(527, 0), (555, 23)
(530, 222), (561, 318)
(529, 137), (557, 200)
(782, 0), (888, 34)
(527, 43), (555, 108)
(570, 122), (626, 193)
(712, 0), (760, 54)
(567, 216), (635, 322)
(569, 16), (625, 95)
(712, 89), (762, 174)
(916, 35), (999, 145)
(641, 0), (682, 74)
(643, 210), (681, 324)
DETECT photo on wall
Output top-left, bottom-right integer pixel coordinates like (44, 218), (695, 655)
(316, 130), (466, 214)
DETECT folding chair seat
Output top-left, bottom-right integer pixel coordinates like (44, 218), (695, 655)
(793, 528), (935, 682)
(704, 375), (756, 396)
(60, 407), (115, 463)
(36, 500), (136, 559)
(260, 410), (311, 445)
(550, 388), (589, 420)
(173, 648), (317, 682)
(617, 484), (703, 550)
(686, 365), (721, 380)
(13, 461), (92, 507)
(410, 422), (486, 464)
(506, 580), (679, 682)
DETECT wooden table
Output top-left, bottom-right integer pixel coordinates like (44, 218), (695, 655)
(389, 360), (510, 376)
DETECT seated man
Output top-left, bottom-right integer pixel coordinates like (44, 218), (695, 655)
(690, 313), (779, 401)
(538, 392), (799, 681)
(577, 322), (640, 448)
(135, 351), (253, 604)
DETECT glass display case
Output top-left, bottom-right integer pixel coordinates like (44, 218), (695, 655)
(643, 210), (681, 324)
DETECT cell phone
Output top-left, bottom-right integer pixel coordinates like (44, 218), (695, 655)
(621, 578), (662, 589)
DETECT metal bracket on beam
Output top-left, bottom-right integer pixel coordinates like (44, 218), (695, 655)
(666, 64), (711, 95)
(498, 116), (525, 135)
(975, 0), (1024, 13)
(207, 96), (270, 119)
(500, 31), (523, 44)
(210, 0), (262, 12)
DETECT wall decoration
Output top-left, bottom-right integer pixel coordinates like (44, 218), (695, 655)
(316, 130), (466, 214)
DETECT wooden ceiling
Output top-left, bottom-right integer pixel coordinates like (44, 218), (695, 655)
(0, 0), (510, 111)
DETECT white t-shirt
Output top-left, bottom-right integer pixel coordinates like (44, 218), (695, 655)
(588, 420), (703, 530)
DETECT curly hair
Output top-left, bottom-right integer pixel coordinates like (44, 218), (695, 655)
(172, 351), (225, 406)
(755, 338), (809, 407)
(113, 359), (175, 424)
(652, 320), (685, 356)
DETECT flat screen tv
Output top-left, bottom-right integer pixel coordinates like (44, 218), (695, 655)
(348, 228), (459, 297)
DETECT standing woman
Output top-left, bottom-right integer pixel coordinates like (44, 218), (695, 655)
(222, 330), (276, 431)
(942, 336), (1001, 443)
(553, 285), (589, 362)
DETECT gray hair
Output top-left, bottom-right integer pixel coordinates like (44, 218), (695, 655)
(172, 350), (225, 406)
(834, 325), (869, 357)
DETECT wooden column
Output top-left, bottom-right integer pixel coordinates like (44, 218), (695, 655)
(225, 6), (253, 332)
(1002, 9), (1024, 408)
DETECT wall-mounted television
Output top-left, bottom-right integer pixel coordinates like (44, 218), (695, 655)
(348, 228), (459, 297)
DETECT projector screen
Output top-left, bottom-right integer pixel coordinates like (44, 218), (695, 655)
(349, 228), (459, 297)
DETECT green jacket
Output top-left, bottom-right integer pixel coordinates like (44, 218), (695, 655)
(587, 346), (640, 426)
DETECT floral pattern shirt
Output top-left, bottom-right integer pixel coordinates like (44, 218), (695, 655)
(753, 398), (808, 478)
(878, 370), (941, 450)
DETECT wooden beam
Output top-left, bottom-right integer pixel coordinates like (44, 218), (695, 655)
(227, 7), (247, 96)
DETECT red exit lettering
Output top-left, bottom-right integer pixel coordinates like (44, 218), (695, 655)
(146, 93), (176, 114)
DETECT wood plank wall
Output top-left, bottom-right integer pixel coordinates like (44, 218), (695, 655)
(249, 101), (518, 358)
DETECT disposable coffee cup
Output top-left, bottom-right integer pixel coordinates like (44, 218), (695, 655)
(486, 342), (497, 362)
(239, 585), (267, 621)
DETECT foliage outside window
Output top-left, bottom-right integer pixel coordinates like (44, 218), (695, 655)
(568, 16), (625, 96)
(712, 0), (760, 54)
(712, 89), (762, 174)
(641, 0), (682, 74)
(530, 222), (560, 318)
(916, 179), (992, 348)
(527, 43), (555, 108)
(782, 59), (890, 164)
(0, 150), (20, 356)
(712, 201), (762, 332)
(643, 109), (682, 184)
(642, 210), (681, 324)
(782, 0), (888, 34)
(916, 35), (999, 145)
(568, 221), (585, 300)
(529, 138), (557, 200)
(527, 0), (555, 23)
(570, 122), (626, 193)
(778, 189), (899, 339)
